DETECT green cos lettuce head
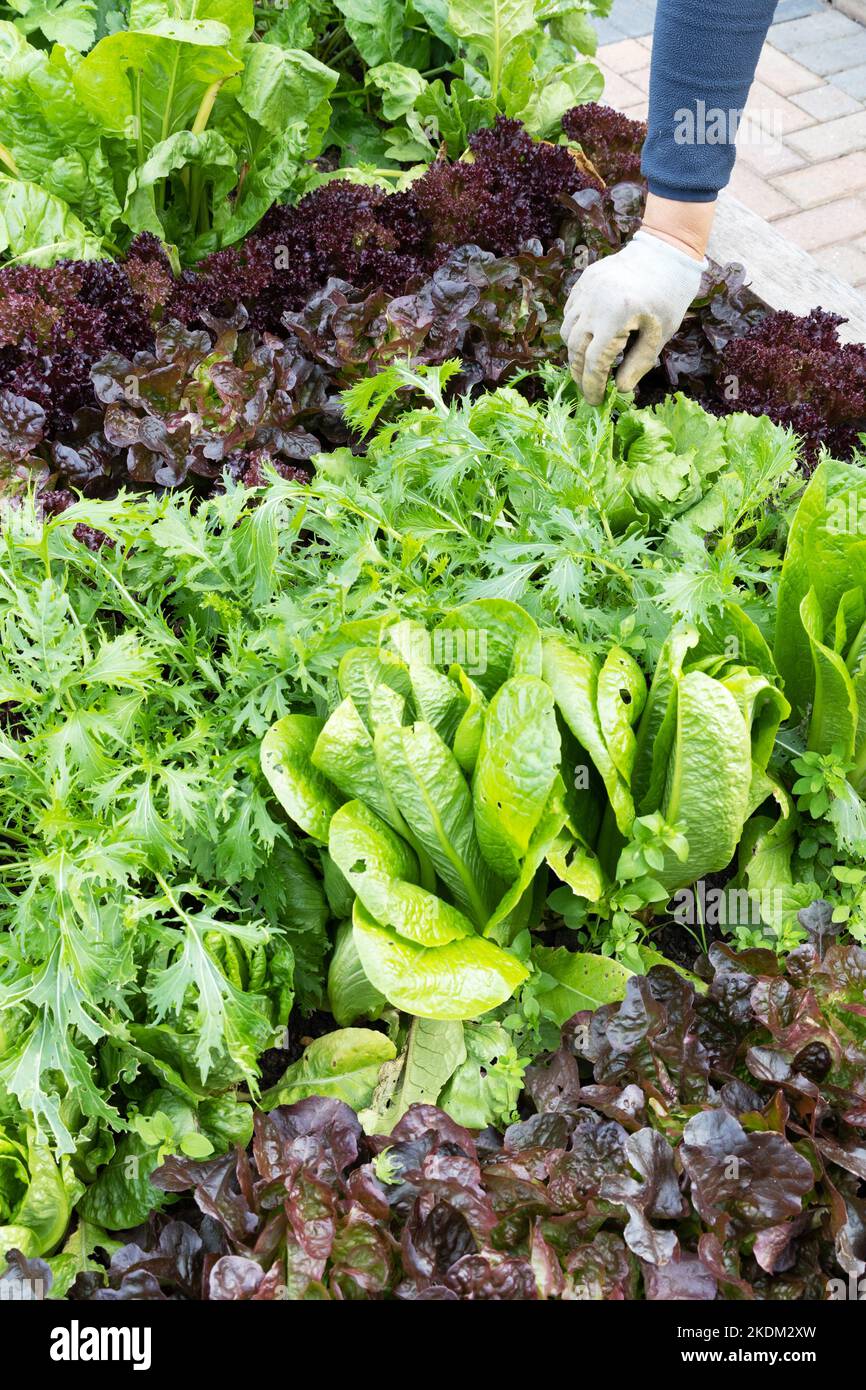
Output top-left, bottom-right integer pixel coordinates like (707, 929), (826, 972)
(0, 1126), (79, 1259)
(262, 600), (627, 1022)
(775, 458), (866, 852)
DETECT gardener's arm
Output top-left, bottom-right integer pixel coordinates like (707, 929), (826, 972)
(562, 0), (778, 404)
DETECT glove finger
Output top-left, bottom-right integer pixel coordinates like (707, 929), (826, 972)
(566, 327), (592, 387)
(615, 323), (664, 393)
(561, 286), (588, 344)
(561, 264), (603, 342)
(581, 330), (630, 406)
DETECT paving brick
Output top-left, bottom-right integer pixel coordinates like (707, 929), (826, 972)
(829, 62), (866, 99)
(791, 83), (862, 119)
(772, 151), (866, 207)
(787, 110), (866, 160)
(727, 162), (798, 219)
(755, 44), (823, 95)
(620, 100), (649, 123)
(597, 37), (649, 74)
(774, 0), (824, 18)
(774, 195), (866, 250)
(598, 69), (645, 109)
(745, 79), (816, 134)
(794, 31), (866, 75)
(811, 241), (866, 287)
(625, 64), (651, 95)
(596, 17), (628, 45)
(736, 137), (807, 178)
(770, 9), (862, 55)
(608, 0), (656, 39)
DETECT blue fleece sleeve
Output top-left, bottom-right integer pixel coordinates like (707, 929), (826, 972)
(641, 0), (778, 202)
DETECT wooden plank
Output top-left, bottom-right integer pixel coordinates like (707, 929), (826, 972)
(830, 0), (866, 27)
(707, 191), (866, 345)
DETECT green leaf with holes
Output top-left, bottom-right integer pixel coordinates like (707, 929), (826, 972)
(532, 945), (632, 1026)
(260, 713), (343, 844)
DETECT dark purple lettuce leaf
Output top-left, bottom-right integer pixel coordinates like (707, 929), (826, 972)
(0, 389), (45, 463)
(680, 1108), (814, 1231)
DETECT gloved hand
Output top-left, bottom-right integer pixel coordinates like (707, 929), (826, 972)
(560, 230), (707, 405)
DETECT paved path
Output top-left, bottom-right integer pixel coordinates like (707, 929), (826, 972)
(596, 0), (866, 294)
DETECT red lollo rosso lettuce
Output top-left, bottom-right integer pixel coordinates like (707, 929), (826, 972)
(561, 102), (647, 187)
(7, 109), (851, 501)
(712, 307), (866, 467)
(50, 940), (866, 1302)
(168, 117), (600, 335)
(0, 236), (773, 501)
(0, 242), (166, 452)
(411, 118), (600, 260)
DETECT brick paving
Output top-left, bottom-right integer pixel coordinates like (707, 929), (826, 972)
(596, 0), (866, 293)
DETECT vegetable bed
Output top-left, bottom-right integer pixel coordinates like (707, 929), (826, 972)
(1, 0), (866, 1306)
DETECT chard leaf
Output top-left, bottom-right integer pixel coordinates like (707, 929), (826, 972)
(74, 23), (242, 150)
(11, 0), (96, 51)
(237, 43), (338, 134)
(447, 0), (535, 99)
(516, 60), (603, 138)
(364, 61), (428, 121)
(0, 175), (103, 263)
(127, 0), (254, 54)
(121, 128), (237, 242)
(331, 0), (405, 66)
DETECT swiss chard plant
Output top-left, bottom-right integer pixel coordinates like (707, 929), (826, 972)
(357, 0), (606, 166)
(0, 0), (342, 263)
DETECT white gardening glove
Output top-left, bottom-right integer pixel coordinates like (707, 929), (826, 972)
(560, 230), (708, 405)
